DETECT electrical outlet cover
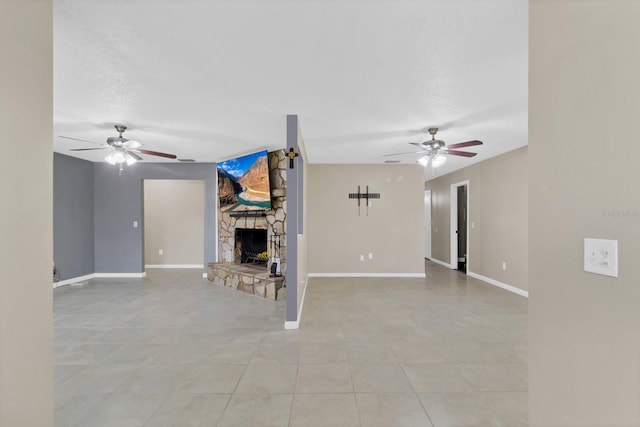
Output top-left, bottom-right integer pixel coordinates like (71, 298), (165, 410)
(584, 238), (618, 278)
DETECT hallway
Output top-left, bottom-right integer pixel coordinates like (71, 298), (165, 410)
(54, 261), (528, 426)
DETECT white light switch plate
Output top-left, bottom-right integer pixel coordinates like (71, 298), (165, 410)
(584, 238), (618, 278)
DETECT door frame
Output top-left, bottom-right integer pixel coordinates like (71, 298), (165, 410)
(424, 190), (432, 259)
(450, 180), (469, 270)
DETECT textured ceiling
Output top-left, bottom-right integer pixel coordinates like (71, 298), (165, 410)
(53, 0), (528, 179)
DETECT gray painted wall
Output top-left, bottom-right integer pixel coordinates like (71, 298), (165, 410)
(54, 153), (95, 280)
(93, 162), (217, 273)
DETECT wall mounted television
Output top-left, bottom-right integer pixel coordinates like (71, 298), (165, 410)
(217, 150), (272, 212)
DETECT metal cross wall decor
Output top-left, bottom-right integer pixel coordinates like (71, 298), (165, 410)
(348, 185), (381, 216)
(287, 148), (299, 169)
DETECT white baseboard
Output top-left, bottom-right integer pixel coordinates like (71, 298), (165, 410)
(308, 272), (426, 278)
(428, 258), (452, 269)
(53, 273), (96, 288)
(284, 320), (299, 329)
(467, 271), (528, 298)
(94, 272), (146, 278)
(54, 271), (148, 287)
(145, 264), (204, 269)
(284, 276), (309, 330)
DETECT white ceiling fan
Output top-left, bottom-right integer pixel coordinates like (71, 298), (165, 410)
(384, 127), (483, 169)
(59, 125), (177, 174)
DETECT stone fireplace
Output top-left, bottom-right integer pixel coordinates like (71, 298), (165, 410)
(207, 150), (287, 300)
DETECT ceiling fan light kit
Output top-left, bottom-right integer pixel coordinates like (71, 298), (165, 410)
(432, 154), (447, 168)
(105, 149), (138, 166)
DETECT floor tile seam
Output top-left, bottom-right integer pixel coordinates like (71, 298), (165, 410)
(348, 388), (365, 427)
(217, 357), (254, 400)
(52, 365), (92, 390)
(346, 357), (362, 427)
(135, 390), (177, 427)
(450, 363), (528, 393)
(399, 361), (471, 394)
(411, 390), (437, 427)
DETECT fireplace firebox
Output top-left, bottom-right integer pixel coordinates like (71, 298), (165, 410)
(235, 228), (268, 264)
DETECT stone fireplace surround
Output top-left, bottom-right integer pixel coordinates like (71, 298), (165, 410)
(207, 150), (287, 300)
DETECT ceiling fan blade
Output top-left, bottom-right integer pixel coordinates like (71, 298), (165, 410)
(70, 148), (108, 151)
(383, 150), (425, 157)
(441, 149), (477, 157)
(58, 136), (103, 145)
(127, 151), (143, 161)
(136, 149), (177, 159)
(446, 140), (483, 149)
(409, 142), (426, 147)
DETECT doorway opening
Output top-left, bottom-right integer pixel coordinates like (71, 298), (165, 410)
(424, 190), (432, 260)
(450, 181), (469, 273)
(143, 179), (205, 269)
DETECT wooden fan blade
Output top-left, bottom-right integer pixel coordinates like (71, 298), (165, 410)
(58, 136), (103, 145)
(383, 150), (424, 157)
(70, 148), (108, 151)
(136, 149), (177, 159)
(441, 149), (477, 157)
(446, 140), (483, 149)
(127, 151), (143, 161)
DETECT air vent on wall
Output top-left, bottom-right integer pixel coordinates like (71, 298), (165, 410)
(384, 160), (401, 164)
(178, 159), (195, 162)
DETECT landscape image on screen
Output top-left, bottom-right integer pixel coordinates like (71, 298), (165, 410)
(217, 150), (272, 212)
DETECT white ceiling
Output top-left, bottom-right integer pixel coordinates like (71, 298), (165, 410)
(53, 0), (528, 179)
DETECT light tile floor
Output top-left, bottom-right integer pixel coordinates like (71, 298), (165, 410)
(54, 261), (528, 426)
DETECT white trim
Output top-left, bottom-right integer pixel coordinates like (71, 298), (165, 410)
(284, 276), (309, 330)
(53, 273), (96, 288)
(427, 258), (452, 269)
(308, 272), (426, 278)
(94, 272), (146, 278)
(467, 271), (529, 298)
(145, 264), (204, 269)
(284, 320), (299, 329)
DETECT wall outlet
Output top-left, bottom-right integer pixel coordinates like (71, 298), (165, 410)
(133, 221), (138, 228)
(360, 255), (364, 261)
(159, 249), (163, 255)
(368, 253), (373, 259)
(502, 262), (507, 270)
